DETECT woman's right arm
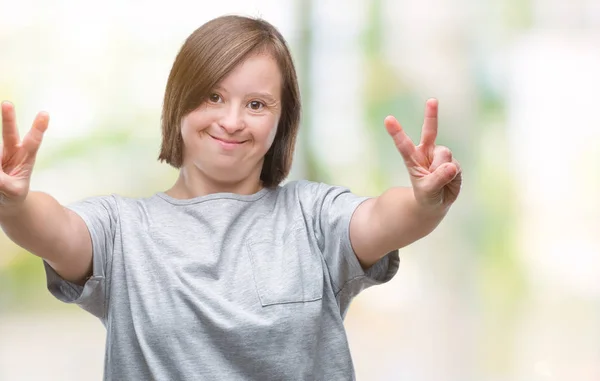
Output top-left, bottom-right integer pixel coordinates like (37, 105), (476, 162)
(0, 101), (93, 285)
(0, 191), (93, 284)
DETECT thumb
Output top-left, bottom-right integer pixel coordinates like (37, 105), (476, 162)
(422, 162), (458, 193)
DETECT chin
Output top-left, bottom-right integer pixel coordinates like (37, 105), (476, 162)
(200, 162), (259, 183)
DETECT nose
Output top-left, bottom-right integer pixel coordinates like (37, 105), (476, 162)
(218, 104), (245, 134)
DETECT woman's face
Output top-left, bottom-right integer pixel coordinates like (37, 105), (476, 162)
(180, 53), (282, 186)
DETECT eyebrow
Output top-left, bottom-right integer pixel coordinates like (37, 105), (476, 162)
(247, 92), (278, 104)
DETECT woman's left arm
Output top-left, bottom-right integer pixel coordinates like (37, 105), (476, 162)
(350, 99), (463, 268)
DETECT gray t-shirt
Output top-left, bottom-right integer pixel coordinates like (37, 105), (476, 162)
(44, 180), (400, 380)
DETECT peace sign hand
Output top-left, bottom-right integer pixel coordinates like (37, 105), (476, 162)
(0, 101), (49, 209)
(385, 99), (462, 209)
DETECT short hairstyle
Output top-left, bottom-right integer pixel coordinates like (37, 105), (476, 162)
(158, 15), (301, 188)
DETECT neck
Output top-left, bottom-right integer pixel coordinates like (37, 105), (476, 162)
(165, 166), (263, 199)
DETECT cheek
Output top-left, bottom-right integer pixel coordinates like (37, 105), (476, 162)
(180, 118), (191, 139)
(265, 121), (278, 148)
(260, 112), (280, 149)
(180, 120), (196, 148)
(181, 111), (210, 140)
(182, 107), (211, 130)
(180, 119), (206, 160)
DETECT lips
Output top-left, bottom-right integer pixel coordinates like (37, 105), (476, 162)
(209, 135), (245, 144)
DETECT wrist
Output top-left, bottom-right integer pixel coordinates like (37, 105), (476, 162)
(0, 194), (28, 219)
(411, 190), (451, 218)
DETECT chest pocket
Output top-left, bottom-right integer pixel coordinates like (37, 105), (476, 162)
(246, 224), (324, 307)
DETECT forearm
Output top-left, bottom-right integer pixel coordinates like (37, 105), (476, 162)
(0, 191), (75, 262)
(371, 187), (450, 252)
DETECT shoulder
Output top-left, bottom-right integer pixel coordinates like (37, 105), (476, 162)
(277, 180), (350, 200)
(72, 193), (152, 209)
(67, 193), (158, 221)
(273, 180), (361, 218)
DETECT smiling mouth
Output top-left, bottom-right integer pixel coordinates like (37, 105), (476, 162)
(209, 135), (247, 145)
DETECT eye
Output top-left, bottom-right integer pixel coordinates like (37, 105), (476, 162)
(248, 100), (265, 111)
(208, 93), (222, 103)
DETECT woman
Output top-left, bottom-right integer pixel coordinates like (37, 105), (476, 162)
(0, 15), (462, 380)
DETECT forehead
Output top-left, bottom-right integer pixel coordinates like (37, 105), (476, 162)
(217, 54), (282, 97)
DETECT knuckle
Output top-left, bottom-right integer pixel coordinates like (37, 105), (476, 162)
(436, 146), (452, 159)
(438, 145), (451, 154)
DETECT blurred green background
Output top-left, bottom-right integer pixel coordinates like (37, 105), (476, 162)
(1, 0), (599, 380)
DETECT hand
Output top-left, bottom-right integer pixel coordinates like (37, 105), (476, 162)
(385, 98), (462, 209)
(0, 101), (49, 209)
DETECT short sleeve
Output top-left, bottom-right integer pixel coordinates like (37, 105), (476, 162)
(299, 181), (400, 316)
(43, 195), (118, 322)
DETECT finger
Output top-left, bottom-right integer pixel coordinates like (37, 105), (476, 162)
(451, 158), (462, 176)
(423, 162), (459, 193)
(21, 111), (49, 162)
(384, 115), (417, 165)
(2, 101), (21, 148)
(429, 145), (453, 172)
(449, 158), (463, 187)
(0, 142), (3, 172)
(419, 98), (438, 148)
